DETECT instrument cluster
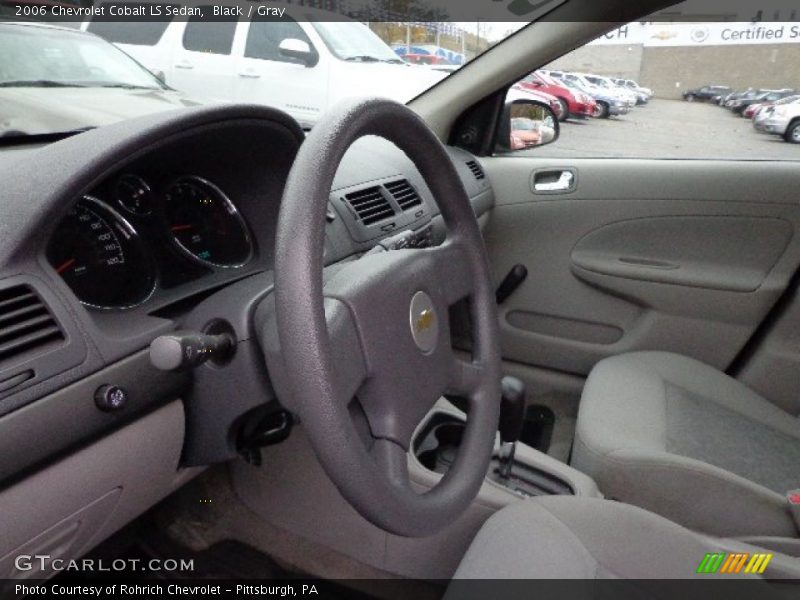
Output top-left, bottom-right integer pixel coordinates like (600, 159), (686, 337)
(47, 173), (254, 309)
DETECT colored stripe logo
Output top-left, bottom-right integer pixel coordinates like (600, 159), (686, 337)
(696, 552), (772, 574)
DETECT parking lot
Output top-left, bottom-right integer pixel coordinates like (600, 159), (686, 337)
(539, 98), (800, 160)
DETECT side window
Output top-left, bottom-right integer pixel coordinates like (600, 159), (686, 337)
(244, 18), (311, 63)
(525, 19), (800, 159)
(182, 11), (236, 55)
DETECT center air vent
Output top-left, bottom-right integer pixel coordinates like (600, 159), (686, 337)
(343, 186), (396, 226)
(385, 179), (422, 211)
(466, 160), (485, 180)
(0, 285), (64, 366)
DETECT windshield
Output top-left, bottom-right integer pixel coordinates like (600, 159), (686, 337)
(0, 16), (521, 138)
(0, 24), (165, 90)
(586, 76), (610, 88)
(311, 22), (403, 63)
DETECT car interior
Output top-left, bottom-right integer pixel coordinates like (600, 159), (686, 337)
(0, 0), (799, 592)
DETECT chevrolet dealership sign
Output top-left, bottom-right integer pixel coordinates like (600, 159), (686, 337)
(592, 22), (800, 46)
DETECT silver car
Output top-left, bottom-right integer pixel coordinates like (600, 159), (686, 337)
(754, 97), (800, 143)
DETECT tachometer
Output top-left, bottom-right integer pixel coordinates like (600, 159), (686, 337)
(47, 197), (156, 309)
(163, 176), (252, 268)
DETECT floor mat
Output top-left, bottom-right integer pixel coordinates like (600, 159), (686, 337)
(58, 508), (442, 600)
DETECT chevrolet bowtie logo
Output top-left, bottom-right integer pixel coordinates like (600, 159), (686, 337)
(415, 309), (434, 333)
(651, 30), (678, 40)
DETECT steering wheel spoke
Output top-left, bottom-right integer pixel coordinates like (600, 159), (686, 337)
(370, 437), (411, 490)
(447, 355), (484, 399)
(431, 240), (474, 305)
(323, 297), (368, 406)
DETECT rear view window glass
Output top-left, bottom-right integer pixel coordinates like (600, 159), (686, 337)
(87, 4), (175, 46)
(183, 13), (236, 55)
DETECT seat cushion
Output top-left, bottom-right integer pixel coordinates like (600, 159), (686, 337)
(451, 497), (799, 584)
(453, 497), (712, 579)
(572, 352), (800, 538)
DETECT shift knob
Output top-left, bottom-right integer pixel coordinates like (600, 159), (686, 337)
(499, 376), (526, 444)
(150, 330), (234, 371)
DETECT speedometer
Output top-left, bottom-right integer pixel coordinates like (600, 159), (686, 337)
(47, 197), (156, 309)
(163, 176), (252, 268)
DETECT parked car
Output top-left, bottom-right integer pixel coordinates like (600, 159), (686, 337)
(742, 96), (798, 120)
(724, 88), (762, 108)
(83, 5), (445, 129)
(0, 21), (203, 138)
(754, 96), (800, 142)
(401, 53), (453, 66)
(730, 89), (796, 115)
(615, 78), (653, 97)
(510, 117), (543, 149)
(611, 78), (650, 104)
(511, 84), (564, 121)
(717, 90), (742, 105)
(517, 71), (596, 120)
(744, 102), (765, 119)
(551, 72), (629, 118)
(582, 74), (638, 107)
(682, 85), (732, 102)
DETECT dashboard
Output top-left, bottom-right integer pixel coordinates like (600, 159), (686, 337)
(0, 104), (492, 483)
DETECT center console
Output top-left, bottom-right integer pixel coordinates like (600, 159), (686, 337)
(409, 387), (600, 508)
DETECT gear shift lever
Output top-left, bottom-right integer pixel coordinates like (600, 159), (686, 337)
(498, 376), (526, 479)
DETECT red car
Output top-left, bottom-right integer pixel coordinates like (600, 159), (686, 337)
(401, 53), (452, 66)
(510, 117), (543, 149)
(744, 103), (766, 119)
(517, 71), (597, 120)
(511, 84), (564, 121)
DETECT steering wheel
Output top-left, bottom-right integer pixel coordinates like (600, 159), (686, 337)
(270, 98), (501, 537)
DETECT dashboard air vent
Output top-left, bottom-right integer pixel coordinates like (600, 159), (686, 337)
(344, 186), (396, 226)
(466, 160), (485, 180)
(0, 285), (64, 365)
(385, 179), (422, 211)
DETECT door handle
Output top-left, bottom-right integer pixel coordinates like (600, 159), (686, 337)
(532, 170), (576, 193)
(238, 71), (261, 79)
(175, 62), (194, 70)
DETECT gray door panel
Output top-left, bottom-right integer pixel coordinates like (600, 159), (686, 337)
(481, 157), (800, 376)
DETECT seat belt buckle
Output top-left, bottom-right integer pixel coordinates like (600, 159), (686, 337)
(787, 489), (800, 534)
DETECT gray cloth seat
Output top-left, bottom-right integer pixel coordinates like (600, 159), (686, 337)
(572, 351), (800, 538)
(451, 497), (799, 583)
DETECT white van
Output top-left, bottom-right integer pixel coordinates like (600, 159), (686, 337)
(82, 2), (446, 128)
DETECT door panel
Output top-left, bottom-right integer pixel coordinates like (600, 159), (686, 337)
(571, 216), (792, 292)
(481, 157), (800, 376)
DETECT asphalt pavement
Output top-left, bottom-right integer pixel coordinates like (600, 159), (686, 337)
(536, 98), (799, 160)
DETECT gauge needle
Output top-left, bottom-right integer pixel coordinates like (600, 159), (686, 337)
(171, 224), (193, 232)
(55, 258), (76, 274)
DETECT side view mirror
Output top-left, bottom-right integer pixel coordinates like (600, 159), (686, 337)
(497, 95), (560, 153)
(279, 38), (319, 67)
